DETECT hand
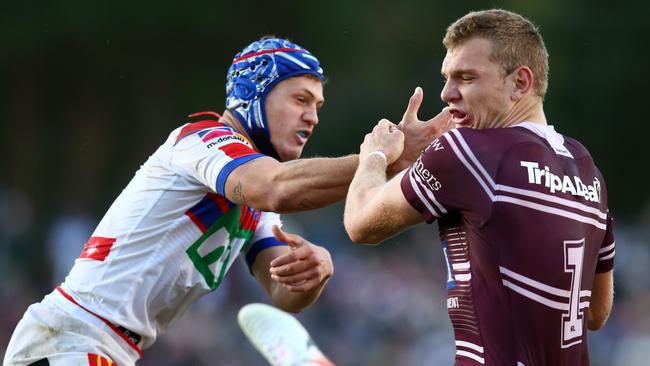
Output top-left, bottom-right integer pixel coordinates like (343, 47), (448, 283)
(388, 87), (453, 174)
(359, 119), (405, 164)
(269, 226), (333, 292)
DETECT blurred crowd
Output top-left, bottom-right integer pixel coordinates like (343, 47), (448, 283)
(1, 186), (649, 366)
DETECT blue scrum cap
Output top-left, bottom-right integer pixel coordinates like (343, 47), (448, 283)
(225, 37), (325, 159)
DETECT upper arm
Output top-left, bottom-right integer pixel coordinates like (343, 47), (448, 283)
(171, 124), (265, 195)
(589, 212), (616, 330)
(223, 156), (287, 211)
(345, 169), (423, 244)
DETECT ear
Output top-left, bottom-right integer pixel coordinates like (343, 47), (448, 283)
(511, 66), (534, 101)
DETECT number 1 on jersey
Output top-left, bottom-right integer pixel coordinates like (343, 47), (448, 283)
(562, 239), (586, 348)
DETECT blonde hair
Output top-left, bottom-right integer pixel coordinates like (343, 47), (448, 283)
(443, 9), (549, 98)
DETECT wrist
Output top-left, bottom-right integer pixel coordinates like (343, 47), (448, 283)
(366, 150), (388, 163)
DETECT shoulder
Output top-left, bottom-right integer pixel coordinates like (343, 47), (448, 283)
(173, 112), (235, 144)
(172, 112), (256, 152)
(561, 134), (593, 161)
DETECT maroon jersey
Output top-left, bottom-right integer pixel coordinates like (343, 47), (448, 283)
(401, 123), (615, 366)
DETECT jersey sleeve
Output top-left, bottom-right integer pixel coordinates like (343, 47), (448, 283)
(171, 124), (264, 195)
(400, 131), (484, 223)
(596, 212), (615, 273)
(244, 211), (288, 273)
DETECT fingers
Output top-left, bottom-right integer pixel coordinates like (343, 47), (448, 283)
(280, 278), (322, 293)
(269, 243), (333, 292)
(425, 107), (454, 134)
(271, 263), (325, 293)
(402, 87), (423, 124)
(271, 253), (320, 276)
(271, 267), (320, 286)
(375, 118), (398, 132)
(425, 107), (452, 124)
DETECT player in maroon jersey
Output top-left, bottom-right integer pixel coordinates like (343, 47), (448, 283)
(344, 9), (614, 366)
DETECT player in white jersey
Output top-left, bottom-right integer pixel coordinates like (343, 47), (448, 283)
(4, 37), (448, 366)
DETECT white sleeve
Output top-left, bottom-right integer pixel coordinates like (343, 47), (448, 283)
(244, 211), (287, 270)
(171, 125), (264, 195)
(252, 211), (283, 242)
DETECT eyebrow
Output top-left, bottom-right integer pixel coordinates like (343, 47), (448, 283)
(442, 68), (480, 78)
(297, 88), (325, 105)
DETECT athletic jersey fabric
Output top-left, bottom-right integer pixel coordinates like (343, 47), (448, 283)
(61, 114), (284, 350)
(401, 122), (615, 366)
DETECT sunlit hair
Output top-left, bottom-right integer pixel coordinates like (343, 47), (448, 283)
(443, 9), (549, 98)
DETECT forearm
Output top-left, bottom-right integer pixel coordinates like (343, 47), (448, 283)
(344, 155), (388, 244)
(274, 155), (358, 212)
(230, 154), (359, 213)
(270, 278), (329, 313)
(587, 271), (614, 330)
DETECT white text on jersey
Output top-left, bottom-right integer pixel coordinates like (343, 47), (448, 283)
(520, 161), (600, 203)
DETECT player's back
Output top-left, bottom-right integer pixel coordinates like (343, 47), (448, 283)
(418, 123), (614, 365)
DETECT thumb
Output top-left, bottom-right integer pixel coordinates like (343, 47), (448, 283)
(425, 107), (452, 125)
(402, 87), (423, 124)
(272, 225), (301, 249)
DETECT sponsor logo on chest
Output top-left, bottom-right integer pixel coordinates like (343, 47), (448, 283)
(206, 134), (249, 149)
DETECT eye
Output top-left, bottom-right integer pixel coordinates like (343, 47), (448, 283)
(460, 74), (475, 81)
(295, 96), (306, 104)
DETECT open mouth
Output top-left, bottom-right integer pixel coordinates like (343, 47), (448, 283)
(449, 108), (469, 126)
(296, 130), (312, 144)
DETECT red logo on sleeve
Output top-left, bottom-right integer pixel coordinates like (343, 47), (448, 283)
(80, 236), (116, 261)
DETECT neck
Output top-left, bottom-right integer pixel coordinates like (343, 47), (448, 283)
(500, 95), (546, 128)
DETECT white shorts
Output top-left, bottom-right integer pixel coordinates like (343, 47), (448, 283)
(4, 289), (141, 366)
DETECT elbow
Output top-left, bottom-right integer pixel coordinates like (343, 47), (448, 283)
(587, 308), (611, 331)
(347, 230), (382, 245)
(587, 313), (609, 331)
(344, 219), (381, 245)
(256, 184), (294, 213)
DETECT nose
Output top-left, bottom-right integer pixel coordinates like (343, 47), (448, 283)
(440, 80), (460, 104)
(303, 105), (319, 126)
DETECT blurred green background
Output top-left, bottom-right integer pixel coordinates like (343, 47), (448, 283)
(1, 1), (649, 365)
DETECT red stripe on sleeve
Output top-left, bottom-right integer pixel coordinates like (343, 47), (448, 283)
(87, 354), (98, 366)
(219, 143), (255, 159)
(80, 237), (116, 261)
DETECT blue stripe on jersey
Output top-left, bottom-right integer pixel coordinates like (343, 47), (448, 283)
(245, 237), (288, 274)
(189, 194), (235, 230)
(216, 154), (265, 196)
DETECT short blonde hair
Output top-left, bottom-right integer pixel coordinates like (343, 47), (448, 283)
(443, 9), (549, 98)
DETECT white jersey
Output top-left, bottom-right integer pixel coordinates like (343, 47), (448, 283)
(60, 113), (283, 350)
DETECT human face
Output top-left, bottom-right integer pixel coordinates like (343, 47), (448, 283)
(440, 37), (517, 130)
(265, 75), (324, 161)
